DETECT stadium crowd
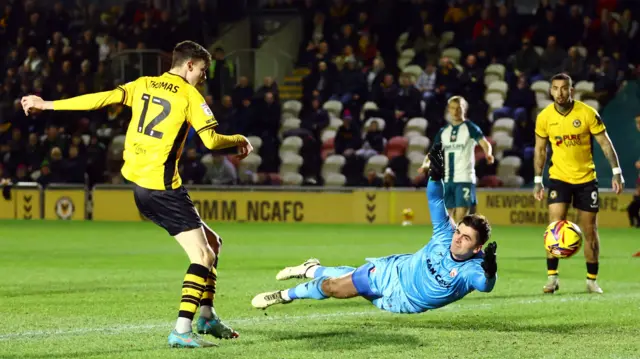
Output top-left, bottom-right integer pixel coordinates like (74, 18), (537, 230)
(1, 0), (639, 191)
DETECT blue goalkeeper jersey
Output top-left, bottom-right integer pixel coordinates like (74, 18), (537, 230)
(386, 181), (495, 312)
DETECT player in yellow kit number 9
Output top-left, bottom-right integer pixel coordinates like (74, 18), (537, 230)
(533, 73), (624, 295)
(21, 40), (252, 348)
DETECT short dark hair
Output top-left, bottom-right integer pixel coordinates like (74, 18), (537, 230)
(172, 40), (212, 68)
(550, 73), (573, 87)
(461, 214), (491, 246)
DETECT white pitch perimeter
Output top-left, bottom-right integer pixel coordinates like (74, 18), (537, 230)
(0, 292), (638, 341)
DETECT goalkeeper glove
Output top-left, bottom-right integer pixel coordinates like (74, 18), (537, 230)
(481, 241), (497, 279)
(427, 143), (445, 181)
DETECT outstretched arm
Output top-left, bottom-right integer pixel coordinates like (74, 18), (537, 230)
(468, 269), (497, 293)
(21, 88), (125, 114)
(427, 179), (455, 236)
(470, 241), (498, 292)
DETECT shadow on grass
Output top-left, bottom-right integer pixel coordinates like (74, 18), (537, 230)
(257, 327), (422, 349)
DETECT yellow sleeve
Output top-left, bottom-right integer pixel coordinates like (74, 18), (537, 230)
(187, 89), (244, 150)
(588, 110), (606, 135)
(534, 112), (548, 138)
(118, 79), (139, 107)
(53, 89), (125, 111)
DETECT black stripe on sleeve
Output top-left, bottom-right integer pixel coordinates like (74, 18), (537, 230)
(117, 86), (126, 104)
(196, 122), (218, 134)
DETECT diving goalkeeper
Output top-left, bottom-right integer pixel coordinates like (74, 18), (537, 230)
(251, 144), (498, 313)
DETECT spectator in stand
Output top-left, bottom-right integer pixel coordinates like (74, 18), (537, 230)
(459, 54), (485, 104)
(355, 119), (385, 161)
(494, 24), (517, 65)
(564, 5), (584, 48)
(472, 25), (495, 68)
(300, 97), (330, 140)
(512, 38), (541, 83)
(494, 74), (536, 146)
(213, 95), (236, 135)
(562, 46), (586, 82)
(208, 47), (235, 100)
(360, 168), (383, 187)
(303, 61), (336, 105)
(180, 148), (206, 185)
(205, 155), (238, 185)
(365, 57), (388, 95)
(540, 35), (567, 80)
(412, 23), (439, 66)
(355, 32), (377, 66)
(334, 113), (361, 158)
(435, 57), (459, 102)
(255, 92), (281, 139)
(64, 144), (86, 183)
(415, 61), (437, 106)
(331, 57), (365, 106)
(392, 74), (422, 136)
(333, 24), (357, 56)
(254, 76), (279, 104)
(231, 76), (254, 109)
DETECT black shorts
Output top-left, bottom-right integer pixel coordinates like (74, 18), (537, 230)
(547, 179), (599, 213)
(133, 185), (202, 236)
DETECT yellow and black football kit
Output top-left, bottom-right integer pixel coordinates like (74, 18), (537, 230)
(53, 72), (245, 233)
(535, 100), (606, 212)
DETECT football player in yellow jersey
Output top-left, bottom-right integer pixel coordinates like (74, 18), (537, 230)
(533, 73), (625, 295)
(21, 40), (252, 348)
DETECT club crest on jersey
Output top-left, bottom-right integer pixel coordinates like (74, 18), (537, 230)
(573, 119), (581, 128)
(201, 103), (213, 116)
(449, 268), (458, 278)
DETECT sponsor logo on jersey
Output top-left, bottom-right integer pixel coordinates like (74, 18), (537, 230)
(573, 119), (581, 128)
(554, 134), (582, 147)
(201, 103), (213, 116)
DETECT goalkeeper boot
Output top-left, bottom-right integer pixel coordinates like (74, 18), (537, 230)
(168, 330), (217, 348)
(252, 290), (292, 309)
(543, 275), (559, 294)
(276, 258), (320, 280)
(196, 314), (239, 339)
(586, 279), (603, 294)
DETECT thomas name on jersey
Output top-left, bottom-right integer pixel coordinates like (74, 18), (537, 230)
(149, 80), (180, 93)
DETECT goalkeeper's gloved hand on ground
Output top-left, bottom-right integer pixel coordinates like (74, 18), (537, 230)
(427, 143), (445, 181)
(481, 241), (497, 279)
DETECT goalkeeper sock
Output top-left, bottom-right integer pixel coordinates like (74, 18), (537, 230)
(175, 263), (209, 333)
(199, 267), (218, 319)
(313, 266), (356, 278)
(586, 262), (598, 280)
(547, 257), (559, 276)
(286, 277), (328, 300)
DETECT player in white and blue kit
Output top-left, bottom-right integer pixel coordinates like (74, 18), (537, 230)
(251, 144), (498, 313)
(432, 96), (494, 224)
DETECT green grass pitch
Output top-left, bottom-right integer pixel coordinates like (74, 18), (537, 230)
(0, 221), (639, 359)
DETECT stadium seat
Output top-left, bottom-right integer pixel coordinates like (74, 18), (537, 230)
(365, 154), (389, 174)
(322, 100), (343, 118)
(201, 153), (214, 165)
(404, 130), (423, 138)
(501, 175), (525, 188)
(583, 99), (600, 111)
(326, 117), (343, 131)
(439, 31), (454, 48)
(536, 98), (553, 113)
(247, 136), (262, 153)
(81, 134), (90, 146)
(486, 80), (508, 98)
(281, 118), (301, 133)
(442, 47), (462, 63)
(321, 154), (346, 177)
(575, 45), (587, 58)
(397, 57), (411, 71)
(324, 172), (346, 187)
(364, 117), (385, 131)
(361, 101), (379, 120)
(280, 152), (303, 173)
(403, 65), (423, 80)
(321, 137), (335, 160)
(400, 48), (416, 60)
(112, 135), (126, 146)
(534, 46), (544, 56)
(404, 117), (428, 134)
(282, 100), (303, 117)
(237, 153), (262, 182)
(493, 133), (514, 159)
(488, 99), (504, 121)
(484, 64), (506, 84)
(282, 112), (296, 120)
(531, 80), (550, 93)
(407, 135), (431, 154)
(492, 118), (516, 136)
(395, 32), (409, 52)
(575, 81), (595, 93)
(279, 136), (303, 155)
(535, 91), (550, 103)
(484, 92), (504, 105)
(385, 136), (409, 160)
(478, 175), (503, 188)
(282, 172), (304, 185)
(321, 129), (336, 143)
(497, 156), (522, 177)
(407, 151), (427, 175)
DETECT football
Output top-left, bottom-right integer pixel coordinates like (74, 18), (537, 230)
(544, 220), (583, 258)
